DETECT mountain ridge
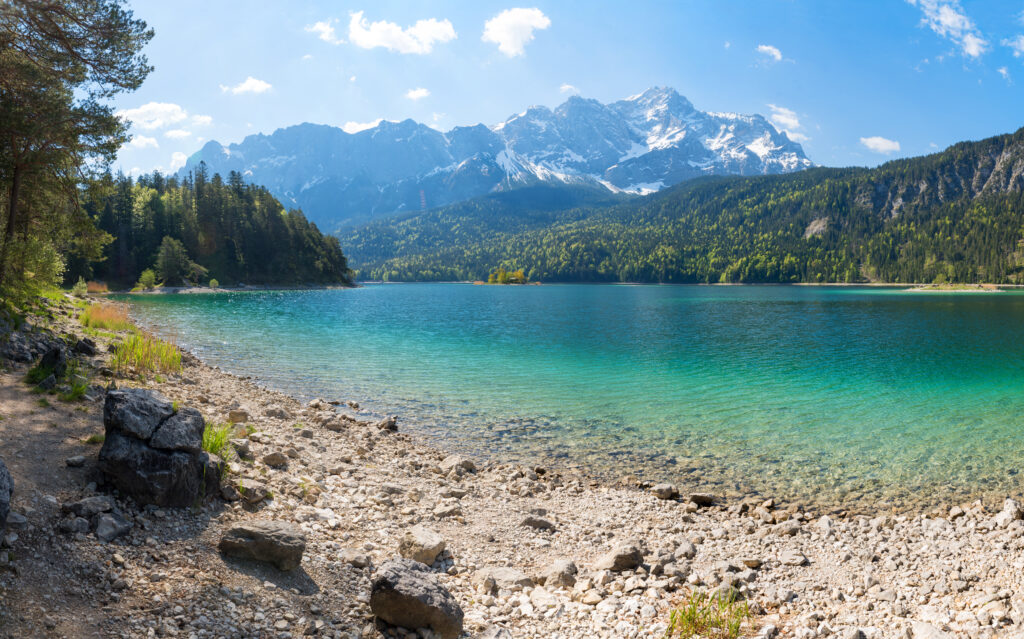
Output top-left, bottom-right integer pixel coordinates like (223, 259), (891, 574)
(340, 124), (1024, 284)
(181, 87), (812, 230)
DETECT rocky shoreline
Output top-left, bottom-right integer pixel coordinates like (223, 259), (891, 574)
(2, 294), (1024, 638)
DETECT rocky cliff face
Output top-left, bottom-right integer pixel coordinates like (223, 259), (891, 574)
(181, 87), (813, 230)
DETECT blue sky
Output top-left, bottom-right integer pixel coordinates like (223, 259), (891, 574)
(112, 0), (1024, 175)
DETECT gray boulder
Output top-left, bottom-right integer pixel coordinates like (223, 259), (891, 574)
(399, 525), (446, 565)
(94, 512), (132, 542)
(149, 408), (205, 453)
(0, 458), (11, 537)
(39, 345), (68, 379)
(98, 390), (219, 507)
(62, 495), (114, 518)
(370, 558), (464, 639)
(218, 520), (306, 570)
(594, 543), (643, 572)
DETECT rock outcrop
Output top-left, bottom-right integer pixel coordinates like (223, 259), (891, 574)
(98, 389), (220, 507)
(0, 457), (11, 537)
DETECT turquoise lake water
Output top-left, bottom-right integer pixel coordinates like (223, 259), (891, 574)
(120, 284), (1024, 511)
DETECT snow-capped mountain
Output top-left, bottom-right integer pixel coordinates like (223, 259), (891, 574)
(181, 87), (812, 229)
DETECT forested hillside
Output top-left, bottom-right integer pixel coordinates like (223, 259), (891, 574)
(344, 126), (1024, 284)
(73, 166), (352, 288)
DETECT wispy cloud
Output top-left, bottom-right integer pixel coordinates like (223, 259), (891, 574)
(906, 0), (988, 58)
(998, 66), (1011, 82)
(559, 83), (578, 94)
(191, 114), (213, 126)
(756, 44), (782, 62)
(116, 102), (188, 130)
(767, 104), (809, 142)
(405, 87), (430, 100)
(128, 134), (158, 149)
(342, 119), (383, 134)
(220, 77), (272, 95)
(164, 129), (191, 139)
(348, 11), (456, 55)
(306, 19), (344, 45)
(482, 8), (551, 57)
(860, 136), (901, 154)
(1003, 34), (1024, 57)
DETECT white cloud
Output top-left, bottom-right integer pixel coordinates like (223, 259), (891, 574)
(560, 83), (578, 94)
(342, 118), (383, 134)
(724, 41), (731, 49)
(306, 19), (344, 45)
(432, 112), (445, 123)
(191, 114), (213, 126)
(350, 75), (357, 82)
(1003, 35), (1024, 57)
(220, 76), (272, 95)
(906, 0), (988, 58)
(348, 11), (456, 55)
(128, 134), (158, 149)
(756, 44), (782, 62)
(860, 136), (901, 154)
(405, 87), (430, 100)
(766, 104), (809, 142)
(998, 66), (1011, 81)
(169, 152), (188, 171)
(115, 102), (188, 130)
(164, 129), (191, 139)
(482, 8), (551, 57)
(302, 54), (313, 60)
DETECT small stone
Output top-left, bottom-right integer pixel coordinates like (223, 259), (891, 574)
(227, 409), (250, 424)
(593, 543), (643, 572)
(780, 549), (808, 566)
(218, 520), (306, 570)
(689, 493), (714, 506)
(65, 455), (86, 467)
(94, 512), (132, 542)
(521, 515), (556, 531)
(262, 451), (288, 468)
(399, 525), (446, 565)
(542, 559), (578, 588)
(651, 483), (678, 500)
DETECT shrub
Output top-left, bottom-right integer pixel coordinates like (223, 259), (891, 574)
(202, 422), (234, 459)
(665, 590), (751, 639)
(136, 268), (157, 290)
(80, 303), (133, 331)
(208, 278), (219, 288)
(86, 281), (109, 293)
(111, 331), (182, 374)
(71, 277), (88, 297)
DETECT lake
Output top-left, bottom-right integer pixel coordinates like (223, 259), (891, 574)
(119, 284), (1024, 511)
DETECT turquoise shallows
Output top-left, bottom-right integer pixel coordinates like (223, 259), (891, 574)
(120, 284), (1024, 510)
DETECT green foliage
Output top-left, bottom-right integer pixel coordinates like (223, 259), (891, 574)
(0, 0), (151, 301)
(208, 278), (219, 288)
(25, 362), (54, 385)
(202, 422), (233, 459)
(154, 236), (205, 286)
(136, 268), (157, 290)
(344, 128), (1024, 285)
(487, 267), (528, 284)
(71, 276), (88, 297)
(111, 332), (182, 374)
(79, 168), (353, 288)
(59, 377), (89, 402)
(84, 433), (105, 445)
(664, 590), (750, 639)
(36, 397), (50, 408)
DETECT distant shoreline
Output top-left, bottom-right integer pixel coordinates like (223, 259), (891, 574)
(357, 280), (1022, 289)
(110, 282), (357, 295)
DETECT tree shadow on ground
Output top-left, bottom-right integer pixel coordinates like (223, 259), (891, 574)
(218, 555), (320, 595)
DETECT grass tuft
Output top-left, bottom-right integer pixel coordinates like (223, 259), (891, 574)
(202, 421), (234, 459)
(80, 302), (133, 332)
(84, 433), (105, 445)
(86, 281), (109, 294)
(664, 589), (751, 639)
(111, 332), (182, 375)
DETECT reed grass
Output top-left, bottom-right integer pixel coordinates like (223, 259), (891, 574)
(664, 590), (751, 639)
(86, 281), (109, 294)
(80, 302), (133, 331)
(111, 331), (182, 374)
(202, 422), (234, 459)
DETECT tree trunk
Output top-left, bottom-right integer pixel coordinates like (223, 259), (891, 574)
(0, 165), (23, 290)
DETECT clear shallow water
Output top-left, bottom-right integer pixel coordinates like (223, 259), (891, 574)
(119, 284), (1024, 511)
